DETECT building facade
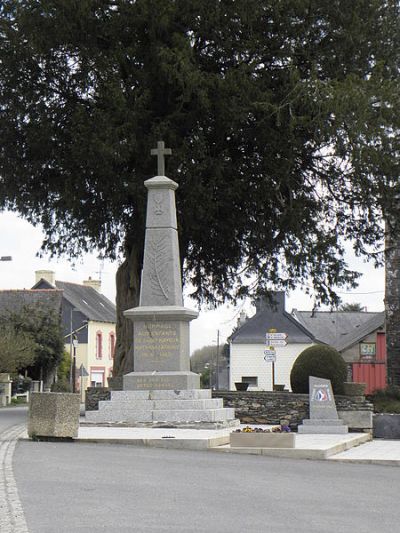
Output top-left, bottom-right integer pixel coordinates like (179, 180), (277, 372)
(229, 292), (316, 391)
(293, 309), (386, 393)
(33, 270), (116, 395)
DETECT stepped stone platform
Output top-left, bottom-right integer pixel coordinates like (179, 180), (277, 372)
(84, 389), (238, 429)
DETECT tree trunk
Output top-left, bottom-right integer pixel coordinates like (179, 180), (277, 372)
(113, 244), (141, 378)
(385, 223), (400, 386)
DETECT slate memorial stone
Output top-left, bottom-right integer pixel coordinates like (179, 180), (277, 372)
(309, 376), (339, 420)
(297, 376), (348, 434)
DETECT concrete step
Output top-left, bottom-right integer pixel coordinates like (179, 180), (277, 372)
(98, 398), (223, 411)
(302, 419), (345, 426)
(111, 389), (212, 401)
(85, 407), (235, 424)
(153, 408), (235, 423)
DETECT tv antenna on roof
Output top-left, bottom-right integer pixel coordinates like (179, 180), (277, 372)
(95, 260), (105, 282)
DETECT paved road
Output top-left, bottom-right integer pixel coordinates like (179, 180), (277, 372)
(13, 440), (400, 533)
(2, 407), (400, 533)
(0, 406), (28, 433)
(0, 406), (29, 533)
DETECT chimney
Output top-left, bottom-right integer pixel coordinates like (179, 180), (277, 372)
(237, 310), (247, 327)
(83, 276), (101, 292)
(254, 291), (286, 313)
(35, 270), (55, 286)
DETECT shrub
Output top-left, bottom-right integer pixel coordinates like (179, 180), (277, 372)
(290, 345), (347, 395)
(51, 379), (71, 393)
(368, 386), (400, 413)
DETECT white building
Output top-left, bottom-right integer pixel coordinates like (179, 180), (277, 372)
(229, 292), (316, 391)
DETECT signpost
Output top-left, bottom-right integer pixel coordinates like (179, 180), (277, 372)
(264, 329), (288, 390)
(79, 364), (89, 402)
(267, 339), (287, 347)
(264, 350), (276, 363)
(265, 333), (288, 340)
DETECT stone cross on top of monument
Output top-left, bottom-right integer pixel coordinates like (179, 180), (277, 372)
(151, 141), (172, 176)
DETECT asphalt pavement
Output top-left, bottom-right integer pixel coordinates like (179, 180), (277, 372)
(13, 438), (400, 533)
(2, 406), (400, 532)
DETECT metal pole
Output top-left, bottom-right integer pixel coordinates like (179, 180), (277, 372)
(72, 342), (77, 393)
(216, 329), (220, 390)
(272, 361), (275, 391)
(69, 308), (73, 390)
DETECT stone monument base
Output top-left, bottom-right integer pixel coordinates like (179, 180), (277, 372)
(84, 389), (238, 428)
(123, 371), (200, 391)
(297, 419), (348, 434)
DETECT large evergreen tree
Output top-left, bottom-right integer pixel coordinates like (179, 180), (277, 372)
(0, 1), (399, 376)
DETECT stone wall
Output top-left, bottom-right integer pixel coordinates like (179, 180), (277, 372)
(85, 387), (110, 411)
(212, 391), (373, 431)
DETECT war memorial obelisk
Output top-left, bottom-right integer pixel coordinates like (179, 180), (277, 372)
(123, 141), (200, 391)
(86, 142), (236, 426)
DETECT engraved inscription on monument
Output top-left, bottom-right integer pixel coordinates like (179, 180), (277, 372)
(135, 322), (180, 360)
(133, 376), (177, 390)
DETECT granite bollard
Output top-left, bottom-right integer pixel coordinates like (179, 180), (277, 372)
(28, 392), (80, 439)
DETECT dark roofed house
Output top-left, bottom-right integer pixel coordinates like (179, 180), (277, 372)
(292, 309), (386, 394)
(33, 271), (116, 395)
(230, 292), (316, 391)
(0, 289), (62, 318)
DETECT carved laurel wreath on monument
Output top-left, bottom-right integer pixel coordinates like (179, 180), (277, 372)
(149, 236), (170, 301)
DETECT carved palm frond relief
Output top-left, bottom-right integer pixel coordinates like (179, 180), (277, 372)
(148, 236), (170, 301)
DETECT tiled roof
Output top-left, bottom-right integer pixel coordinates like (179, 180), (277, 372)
(32, 278), (116, 323)
(0, 289), (63, 316)
(55, 281), (116, 323)
(292, 310), (385, 351)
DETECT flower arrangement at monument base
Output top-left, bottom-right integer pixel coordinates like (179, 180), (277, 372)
(230, 425), (295, 448)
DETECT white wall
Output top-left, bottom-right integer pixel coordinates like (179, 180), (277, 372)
(229, 342), (314, 391)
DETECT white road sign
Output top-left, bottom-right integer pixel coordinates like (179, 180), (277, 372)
(268, 339), (287, 347)
(264, 352), (277, 363)
(264, 348), (275, 355)
(265, 332), (288, 340)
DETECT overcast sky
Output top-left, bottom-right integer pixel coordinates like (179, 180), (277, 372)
(0, 210), (385, 353)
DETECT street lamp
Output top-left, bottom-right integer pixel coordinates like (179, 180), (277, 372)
(65, 308), (88, 392)
(216, 330), (220, 390)
(204, 362), (211, 389)
(72, 336), (78, 393)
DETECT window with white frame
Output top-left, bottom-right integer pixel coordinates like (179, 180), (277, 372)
(90, 370), (104, 387)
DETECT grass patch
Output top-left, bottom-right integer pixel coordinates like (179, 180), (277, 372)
(10, 397), (28, 405)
